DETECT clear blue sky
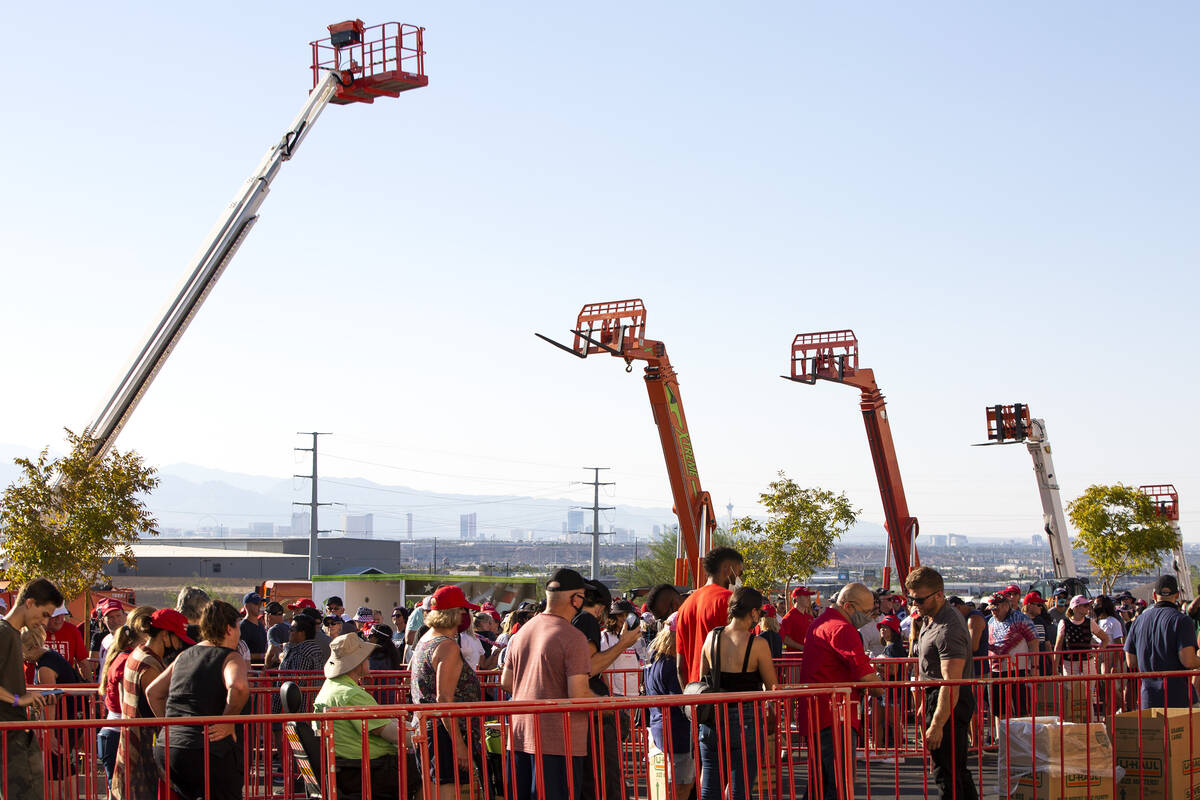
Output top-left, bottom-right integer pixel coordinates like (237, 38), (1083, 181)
(1, 4), (1197, 540)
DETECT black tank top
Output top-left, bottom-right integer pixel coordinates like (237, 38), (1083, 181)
(163, 644), (236, 749)
(1061, 616), (1092, 661)
(719, 632), (762, 693)
(35, 650), (82, 720)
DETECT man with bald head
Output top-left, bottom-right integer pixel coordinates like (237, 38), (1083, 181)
(797, 583), (882, 800)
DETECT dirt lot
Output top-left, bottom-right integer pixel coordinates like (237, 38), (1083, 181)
(113, 577), (262, 610)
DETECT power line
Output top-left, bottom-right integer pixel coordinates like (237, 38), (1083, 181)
(574, 467), (615, 580)
(294, 432), (332, 580)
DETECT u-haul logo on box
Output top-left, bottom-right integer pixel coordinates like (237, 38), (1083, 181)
(1060, 773), (1104, 788)
(1118, 756), (1164, 778)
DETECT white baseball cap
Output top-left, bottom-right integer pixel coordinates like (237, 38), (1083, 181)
(52, 606), (70, 618)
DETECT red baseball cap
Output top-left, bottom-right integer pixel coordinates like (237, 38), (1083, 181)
(760, 604), (777, 618)
(1023, 592), (1045, 606)
(792, 586), (817, 598)
(96, 598), (124, 617)
(877, 615), (901, 635)
(150, 609), (196, 645)
(1003, 584), (1021, 596)
(287, 598), (317, 611)
(990, 591), (1010, 604)
(429, 585), (481, 612)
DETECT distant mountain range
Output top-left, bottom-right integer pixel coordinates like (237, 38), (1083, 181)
(0, 443), (891, 544)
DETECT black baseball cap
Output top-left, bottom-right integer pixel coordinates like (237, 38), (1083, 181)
(1154, 575), (1179, 596)
(947, 596), (965, 606)
(264, 601), (285, 615)
(546, 568), (586, 592)
(584, 579), (612, 607)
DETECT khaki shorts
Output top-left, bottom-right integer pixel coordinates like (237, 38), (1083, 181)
(2, 730), (44, 800)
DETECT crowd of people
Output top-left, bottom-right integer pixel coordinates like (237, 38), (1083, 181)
(1, 555), (1199, 800)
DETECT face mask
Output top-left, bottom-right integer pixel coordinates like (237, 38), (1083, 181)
(731, 573), (743, 590)
(457, 613), (472, 634)
(848, 607), (871, 629)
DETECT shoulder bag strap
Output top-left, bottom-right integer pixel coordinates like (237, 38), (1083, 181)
(711, 626), (724, 691)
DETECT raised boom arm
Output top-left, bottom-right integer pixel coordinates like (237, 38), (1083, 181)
(81, 21), (427, 463)
(1140, 485), (1192, 604)
(537, 300), (718, 588)
(784, 330), (918, 589)
(981, 404), (1078, 580)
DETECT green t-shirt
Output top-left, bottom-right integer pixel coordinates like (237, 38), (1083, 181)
(312, 675), (397, 760)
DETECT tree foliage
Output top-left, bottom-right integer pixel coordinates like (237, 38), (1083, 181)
(614, 526), (737, 592)
(1, 430), (159, 599)
(730, 472), (859, 592)
(1067, 483), (1178, 594)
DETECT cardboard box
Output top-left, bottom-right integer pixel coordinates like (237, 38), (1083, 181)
(1010, 769), (1114, 800)
(998, 714), (1118, 791)
(1113, 708), (1200, 800)
(1035, 678), (1091, 722)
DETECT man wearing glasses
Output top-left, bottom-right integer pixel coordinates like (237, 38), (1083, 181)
(907, 566), (977, 800)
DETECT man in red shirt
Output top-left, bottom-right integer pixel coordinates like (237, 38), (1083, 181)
(797, 583), (881, 800)
(675, 547), (743, 687)
(44, 606), (92, 681)
(780, 586), (817, 651)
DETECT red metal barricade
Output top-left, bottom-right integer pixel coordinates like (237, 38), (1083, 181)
(10, 655), (1200, 799)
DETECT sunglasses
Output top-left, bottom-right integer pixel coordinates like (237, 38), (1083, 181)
(906, 591), (937, 606)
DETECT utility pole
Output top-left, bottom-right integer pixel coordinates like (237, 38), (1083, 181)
(574, 467), (615, 580)
(294, 432), (332, 580)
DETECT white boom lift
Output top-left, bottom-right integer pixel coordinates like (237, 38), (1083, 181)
(979, 404), (1078, 580)
(79, 20), (427, 463)
(1140, 485), (1193, 604)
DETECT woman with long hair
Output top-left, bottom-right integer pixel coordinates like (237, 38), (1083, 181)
(697, 586), (778, 800)
(96, 606), (151, 787)
(643, 616), (693, 800)
(410, 586), (484, 799)
(112, 608), (193, 800)
(148, 601), (248, 800)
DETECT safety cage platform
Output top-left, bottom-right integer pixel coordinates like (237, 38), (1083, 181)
(311, 21), (427, 105)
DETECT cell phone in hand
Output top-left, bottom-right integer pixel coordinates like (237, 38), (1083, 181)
(626, 613), (640, 630)
(41, 688), (65, 697)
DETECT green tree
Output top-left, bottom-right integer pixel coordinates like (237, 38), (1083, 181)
(730, 472), (859, 592)
(1067, 483), (1178, 594)
(614, 526), (737, 592)
(1, 430), (159, 599)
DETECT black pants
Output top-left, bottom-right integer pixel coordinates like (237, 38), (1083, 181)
(929, 715), (977, 800)
(155, 737), (243, 800)
(334, 753), (403, 800)
(580, 711), (626, 800)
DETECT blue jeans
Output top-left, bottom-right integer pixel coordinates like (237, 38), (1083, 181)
(97, 728), (120, 783)
(508, 750), (586, 800)
(699, 704), (759, 800)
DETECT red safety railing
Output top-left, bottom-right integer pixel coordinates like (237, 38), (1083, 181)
(310, 22), (426, 91)
(5, 684), (857, 800)
(13, 650), (1200, 799)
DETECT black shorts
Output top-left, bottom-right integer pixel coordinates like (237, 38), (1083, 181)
(428, 721), (481, 786)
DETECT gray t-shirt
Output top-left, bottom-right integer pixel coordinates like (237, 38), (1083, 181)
(916, 600), (976, 720)
(0, 620), (27, 722)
